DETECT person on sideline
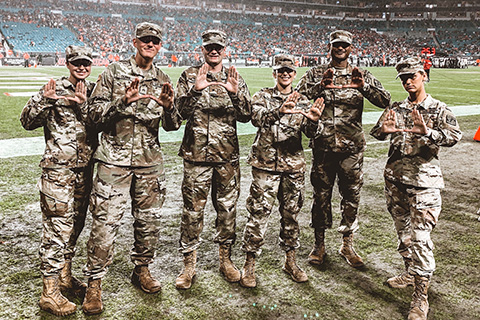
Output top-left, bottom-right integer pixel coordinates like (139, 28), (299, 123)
(239, 54), (324, 288)
(21, 45), (96, 316)
(370, 57), (461, 320)
(296, 30), (391, 268)
(82, 22), (181, 315)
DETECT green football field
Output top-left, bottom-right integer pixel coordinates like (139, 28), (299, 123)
(1, 65), (480, 140)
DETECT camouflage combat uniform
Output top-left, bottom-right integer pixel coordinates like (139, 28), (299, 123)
(296, 63), (390, 233)
(84, 57), (182, 279)
(370, 95), (461, 276)
(20, 77), (96, 276)
(176, 65), (251, 253)
(241, 87), (319, 255)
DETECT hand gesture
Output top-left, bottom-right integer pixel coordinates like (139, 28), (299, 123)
(65, 81), (87, 105)
(279, 91), (300, 114)
(404, 108), (428, 135)
(43, 79), (65, 100)
(342, 67), (365, 89)
(299, 97), (325, 122)
(194, 64), (214, 91)
(123, 78), (148, 105)
(380, 109), (402, 133)
(217, 66), (239, 94)
(148, 82), (174, 110)
(321, 68), (342, 89)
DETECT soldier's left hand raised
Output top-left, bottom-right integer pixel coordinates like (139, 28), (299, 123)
(217, 66), (239, 95)
(66, 81), (87, 105)
(404, 108), (429, 135)
(300, 97), (324, 122)
(149, 83), (174, 110)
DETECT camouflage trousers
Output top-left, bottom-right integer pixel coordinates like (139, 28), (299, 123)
(83, 162), (166, 279)
(38, 165), (93, 276)
(310, 150), (363, 233)
(241, 167), (304, 255)
(385, 179), (441, 277)
(179, 160), (240, 253)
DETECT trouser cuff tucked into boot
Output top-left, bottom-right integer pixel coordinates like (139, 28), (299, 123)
(82, 278), (103, 315)
(219, 244), (241, 282)
(176, 250), (197, 290)
(240, 252), (256, 288)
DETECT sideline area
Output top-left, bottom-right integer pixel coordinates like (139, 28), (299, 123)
(2, 104), (480, 159)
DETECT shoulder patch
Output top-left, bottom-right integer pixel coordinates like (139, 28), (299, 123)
(445, 114), (457, 126)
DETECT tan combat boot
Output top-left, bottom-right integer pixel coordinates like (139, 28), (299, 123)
(386, 271), (415, 288)
(219, 244), (241, 282)
(176, 250), (197, 290)
(82, 278), (103, 315)
(283, 249), (308, 283)
(59, 260), (87, 298)
(131, 265), (162, 293)
(239, 252), (256, 288)
(39, 275), (77, 316)
(408, 275), (430, 320)
(339, 233), (364, 268)
(308, 228), (326, 265)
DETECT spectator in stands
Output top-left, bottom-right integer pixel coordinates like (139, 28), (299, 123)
(370, 57), (461, 320)
(20, 45), (96, 316)
(82, 22), (181, 315)
(175, 29), (251, 290)
(296, 30), (391, 269)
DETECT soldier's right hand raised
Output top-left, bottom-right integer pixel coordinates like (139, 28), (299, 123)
(321, 68), (342, 89)
(194, 63), (214, 91)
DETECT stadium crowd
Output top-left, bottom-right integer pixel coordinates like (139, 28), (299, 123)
(0, 0), (479, 66)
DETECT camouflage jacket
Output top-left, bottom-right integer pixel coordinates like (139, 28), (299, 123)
(248, 87), (319, 173)
(296, 62), (390, 153)
(88, 57), (182, 167)
(370, 95), (462, 188)
(20, 77), (96, 168)
(176, 64), (251, 163)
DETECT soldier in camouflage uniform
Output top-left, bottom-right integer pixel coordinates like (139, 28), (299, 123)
(239, 54), (324, 288)
(81, 22), (182, 315)
(296, 30), (391, 268)
(175, 30), (251, 289)
(370, 57), (461, 320)
(20, 45), (96, 316)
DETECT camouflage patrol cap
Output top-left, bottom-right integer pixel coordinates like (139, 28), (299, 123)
(273, 54), (296, 71)
(329, 30), (353, 45)
(135, 22), (163, 40)
(395, 57), (424, 79)
(202, 30), (227, 47)
(65, 45), (93, 63)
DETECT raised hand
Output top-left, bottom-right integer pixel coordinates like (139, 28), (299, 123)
(404, 108), (428, 135)
(65, 81), (87, 105)
(321, 68), (342, 89)
(380, 109), (403, 133)
(342, 67), (365, 89)
(123, 77), (146, 105)
(43, 79), (66, 100)
(217, 66), (239, 94)
(298, 97), (325, 121)
(148, 82), (174, 110)
(194, 63), (214, 91)
(279, 91), (300, 114)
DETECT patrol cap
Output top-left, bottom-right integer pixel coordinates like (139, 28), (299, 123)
(202, 29), (227, 47)
(65, 45), (93, 63)
(273, 54), (296, 71)
(329, 30), (353, 45)
(395, 57), (424, 79)
(135, 22), (163, 40)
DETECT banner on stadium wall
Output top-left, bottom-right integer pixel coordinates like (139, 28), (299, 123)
(3, 58), (24, 66)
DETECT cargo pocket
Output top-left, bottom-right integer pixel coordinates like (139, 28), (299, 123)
(37, 170), (72, 217)
(89, 178), (112, 218)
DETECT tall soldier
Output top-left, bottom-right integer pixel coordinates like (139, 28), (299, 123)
(82, 22), (182, 315)
(239, 54), (324, 288)
(370, 57), (461, 320)
(296, 30), (391, 268)
(21, 45), (96, 316)
(175, 30), (251, 289)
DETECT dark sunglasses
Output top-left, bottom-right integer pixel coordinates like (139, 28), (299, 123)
(69, 59), (92, 67)
(332, 42), (351, 48)
(276, 67), (295, 74)
(204, 44), (224, 52)
(139, 36), (161, 45)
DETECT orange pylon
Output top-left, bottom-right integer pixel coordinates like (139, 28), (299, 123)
(474, 125), (480, 142)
